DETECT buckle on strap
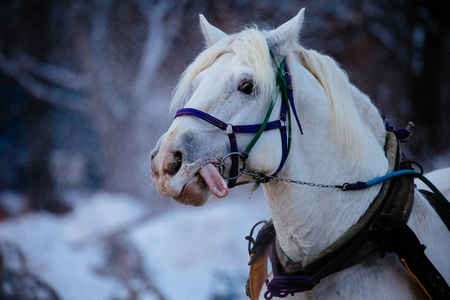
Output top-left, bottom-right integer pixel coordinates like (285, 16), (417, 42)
(223, 123), (234, 135)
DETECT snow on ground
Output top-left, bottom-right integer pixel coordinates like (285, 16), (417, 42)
(0, 188), (270, 300)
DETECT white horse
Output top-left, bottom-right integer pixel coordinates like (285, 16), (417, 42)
(151, 9), (450, 299)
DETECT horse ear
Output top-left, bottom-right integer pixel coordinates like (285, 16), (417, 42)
(267, 8), (305, 59)
(199, 14), (228, 47)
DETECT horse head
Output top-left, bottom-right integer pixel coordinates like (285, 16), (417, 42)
(151, 8), (388, 210)
(151, 10), (307, 206)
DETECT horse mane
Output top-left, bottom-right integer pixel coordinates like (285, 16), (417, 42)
(291, 47), (385, 162)
(171, 28), (275, 117)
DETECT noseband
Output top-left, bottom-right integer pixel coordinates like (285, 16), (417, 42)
(174, 49), (303, 188)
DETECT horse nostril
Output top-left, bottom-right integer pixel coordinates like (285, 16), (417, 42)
(150, 150), (159, 175)
(165, 151), (183, 176)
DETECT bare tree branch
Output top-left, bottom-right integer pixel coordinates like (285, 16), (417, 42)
(13, 49), (88, 91)
(87, 0), (129, 120)
(0, 51), (88, 113)
(132, 0), (187, 104)
(364, 22), (410, 74)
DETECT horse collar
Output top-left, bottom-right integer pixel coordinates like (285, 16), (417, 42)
(247, 132), (417, 298)
(246, 132), (450, 299)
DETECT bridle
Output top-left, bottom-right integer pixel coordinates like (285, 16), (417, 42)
(174, 48), (303, 188)
(173, 48), (442, 194)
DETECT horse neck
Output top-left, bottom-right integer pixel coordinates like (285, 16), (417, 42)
(262, 55), (389, 261)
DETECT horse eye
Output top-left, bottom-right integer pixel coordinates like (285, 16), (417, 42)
(238, 81), (254, 95)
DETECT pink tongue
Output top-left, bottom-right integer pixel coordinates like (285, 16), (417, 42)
(199, 163), (229, 198)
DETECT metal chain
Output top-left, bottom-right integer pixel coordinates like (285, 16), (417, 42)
(215, 157), (344, 189)
(240, 169), (343, 189)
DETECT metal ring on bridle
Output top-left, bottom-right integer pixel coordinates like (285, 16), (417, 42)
(218, 152), (246, 180)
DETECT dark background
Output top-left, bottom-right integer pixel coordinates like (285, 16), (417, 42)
(0, 0), (449, 235)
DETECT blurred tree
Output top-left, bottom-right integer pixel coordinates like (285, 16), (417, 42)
(0, 0), (71, 213)
(0, 0), (448, 207)
(301, 0), (450, 161)
(71, 0), (189, 197)
(0, 0), (189, 201)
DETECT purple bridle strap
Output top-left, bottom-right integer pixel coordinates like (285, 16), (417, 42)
(174, 58), (302, 188)
(174, 108), (286, 187)
(264, 275), (315, 299)
(175, 108), (283, 132)
(284, 63), (303, 135)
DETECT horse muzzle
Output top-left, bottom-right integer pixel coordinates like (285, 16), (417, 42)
(150, 132), (229, 206)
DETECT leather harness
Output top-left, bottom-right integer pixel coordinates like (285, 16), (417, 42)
(246, 132), (450, 299)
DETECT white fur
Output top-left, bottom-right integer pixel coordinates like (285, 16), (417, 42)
(199, 14), (228, 47)
(155, 9), (450, 299)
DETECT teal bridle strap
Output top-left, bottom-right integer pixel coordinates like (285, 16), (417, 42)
(242, 49), (299, 164)
(241, 89), (278, 160)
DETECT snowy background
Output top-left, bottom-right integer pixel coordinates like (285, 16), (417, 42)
(0, 188), (270, 299)
(1, 1), (449, 299)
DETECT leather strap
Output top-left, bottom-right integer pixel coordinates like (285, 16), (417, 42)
(247, 252), (270, 300)
(371, 215), (450, 299)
